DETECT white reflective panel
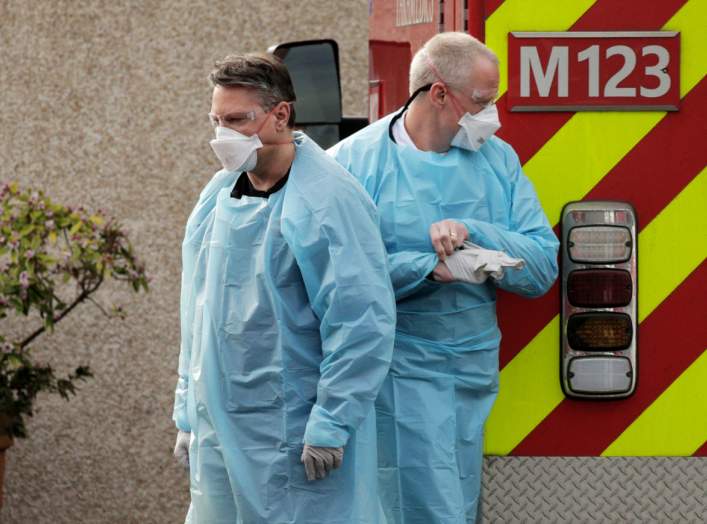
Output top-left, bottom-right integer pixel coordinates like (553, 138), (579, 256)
(568, 357), (632, 394)
(568, 226), (631, 263)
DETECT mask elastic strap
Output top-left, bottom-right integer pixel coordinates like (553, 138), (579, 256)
(255, 110), (272, 134)
(388, 84), (432, 142)
(424, 53), (472, 120)
(424, 52), (445, 83)
(257, 103), (296, 146)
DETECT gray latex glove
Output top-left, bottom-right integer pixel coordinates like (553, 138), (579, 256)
(173, 430), (190, 471)
(300, 444), (344, 481)
(443, 241), (525, 284)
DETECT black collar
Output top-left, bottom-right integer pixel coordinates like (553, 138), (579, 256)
(231, 169), (290, 199)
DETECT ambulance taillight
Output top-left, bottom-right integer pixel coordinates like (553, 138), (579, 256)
(560, 202), (638, 399)
(567, 269), (632, 308)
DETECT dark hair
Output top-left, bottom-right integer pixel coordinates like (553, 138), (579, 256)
(209, 53), (296, 128)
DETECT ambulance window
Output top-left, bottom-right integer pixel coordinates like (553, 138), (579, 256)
(273, 41), (342, 125)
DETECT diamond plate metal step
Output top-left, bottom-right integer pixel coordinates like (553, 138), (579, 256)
(480, 457), (707, 523)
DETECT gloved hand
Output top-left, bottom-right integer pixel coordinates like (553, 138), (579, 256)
(443, 241), (525, 284)
(173, 430), (191, 471)
(300, 444), (344, 481)
(431, 261), (454, 282)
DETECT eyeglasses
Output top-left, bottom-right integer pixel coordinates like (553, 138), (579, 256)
(450, 86), (498, 111)
(208, 110), (258, 129)
(471, 94), (498, 109)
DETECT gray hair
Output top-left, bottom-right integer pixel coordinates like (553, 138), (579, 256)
(209, 52), (296, 126)
(409, 32), (498, 94)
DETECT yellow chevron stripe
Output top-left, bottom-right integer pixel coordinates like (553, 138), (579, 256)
(524, 0), (706, 224)
(483, 315), (561, 454)
(638, 167), (707, 321)
(603, 350), (707, 456)
(665, 0), (707, 97)
(485, 0), (596, 96)
(484, 169), (707, 455)
(526, 111), (664, 224)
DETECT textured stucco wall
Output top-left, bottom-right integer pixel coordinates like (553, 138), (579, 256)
(0, 1), (368, 522)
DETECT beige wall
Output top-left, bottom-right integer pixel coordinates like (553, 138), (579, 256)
(0, 1), (368, 522)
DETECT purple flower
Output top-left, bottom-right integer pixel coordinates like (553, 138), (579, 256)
(1, 343), (13, 354)
(25, 249), (35, 259)
(19, 271), (29, 288)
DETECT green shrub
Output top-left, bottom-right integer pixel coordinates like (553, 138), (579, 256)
(0, 182), (148, 437)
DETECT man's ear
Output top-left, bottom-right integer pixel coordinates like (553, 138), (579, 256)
(428, 82), (448, 109)
(273, 101), (291, 131)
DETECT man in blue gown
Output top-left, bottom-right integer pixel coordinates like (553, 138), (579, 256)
(330, 32), (559, 523)
(172, 53), (396, 523)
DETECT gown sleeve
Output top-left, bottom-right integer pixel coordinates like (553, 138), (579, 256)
(173, 171), (237, 432)
(282, 178), (396, 448)
(386, 250), (439, 300)
(460, 153), (559, 297)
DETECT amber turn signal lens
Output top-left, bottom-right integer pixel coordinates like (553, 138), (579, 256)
(567, 313), (633, 351)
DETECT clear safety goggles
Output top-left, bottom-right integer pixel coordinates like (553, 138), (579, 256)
(448, 85), (498, 113)
(423, 53), (498, 112)
(208, 110), (260, 130)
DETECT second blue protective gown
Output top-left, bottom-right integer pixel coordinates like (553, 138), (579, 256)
(173, 132), (396, 523)
(330, 114), (559, 524)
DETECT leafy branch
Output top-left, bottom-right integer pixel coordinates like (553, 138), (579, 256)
(0, 182), (148, 438)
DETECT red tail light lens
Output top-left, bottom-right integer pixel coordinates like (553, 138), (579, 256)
(567, 269), (632, 308)
(568, 313), (633, 351)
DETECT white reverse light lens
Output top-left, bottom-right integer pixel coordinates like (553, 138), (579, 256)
(568, 226), (632, 263)
(568, 357), (632, 394)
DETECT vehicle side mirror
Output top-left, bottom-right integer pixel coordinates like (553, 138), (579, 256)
(269, 39), (343, 148)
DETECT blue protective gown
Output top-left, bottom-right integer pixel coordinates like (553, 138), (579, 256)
(330, 114), (559, 524)
(173, 132), (396, 524)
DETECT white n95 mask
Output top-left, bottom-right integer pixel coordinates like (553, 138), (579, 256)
(451, 103), (501, 152)
(209, 126), (262, 173)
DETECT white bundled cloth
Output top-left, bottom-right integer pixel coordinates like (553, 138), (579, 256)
(444, 241), (525, 284)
